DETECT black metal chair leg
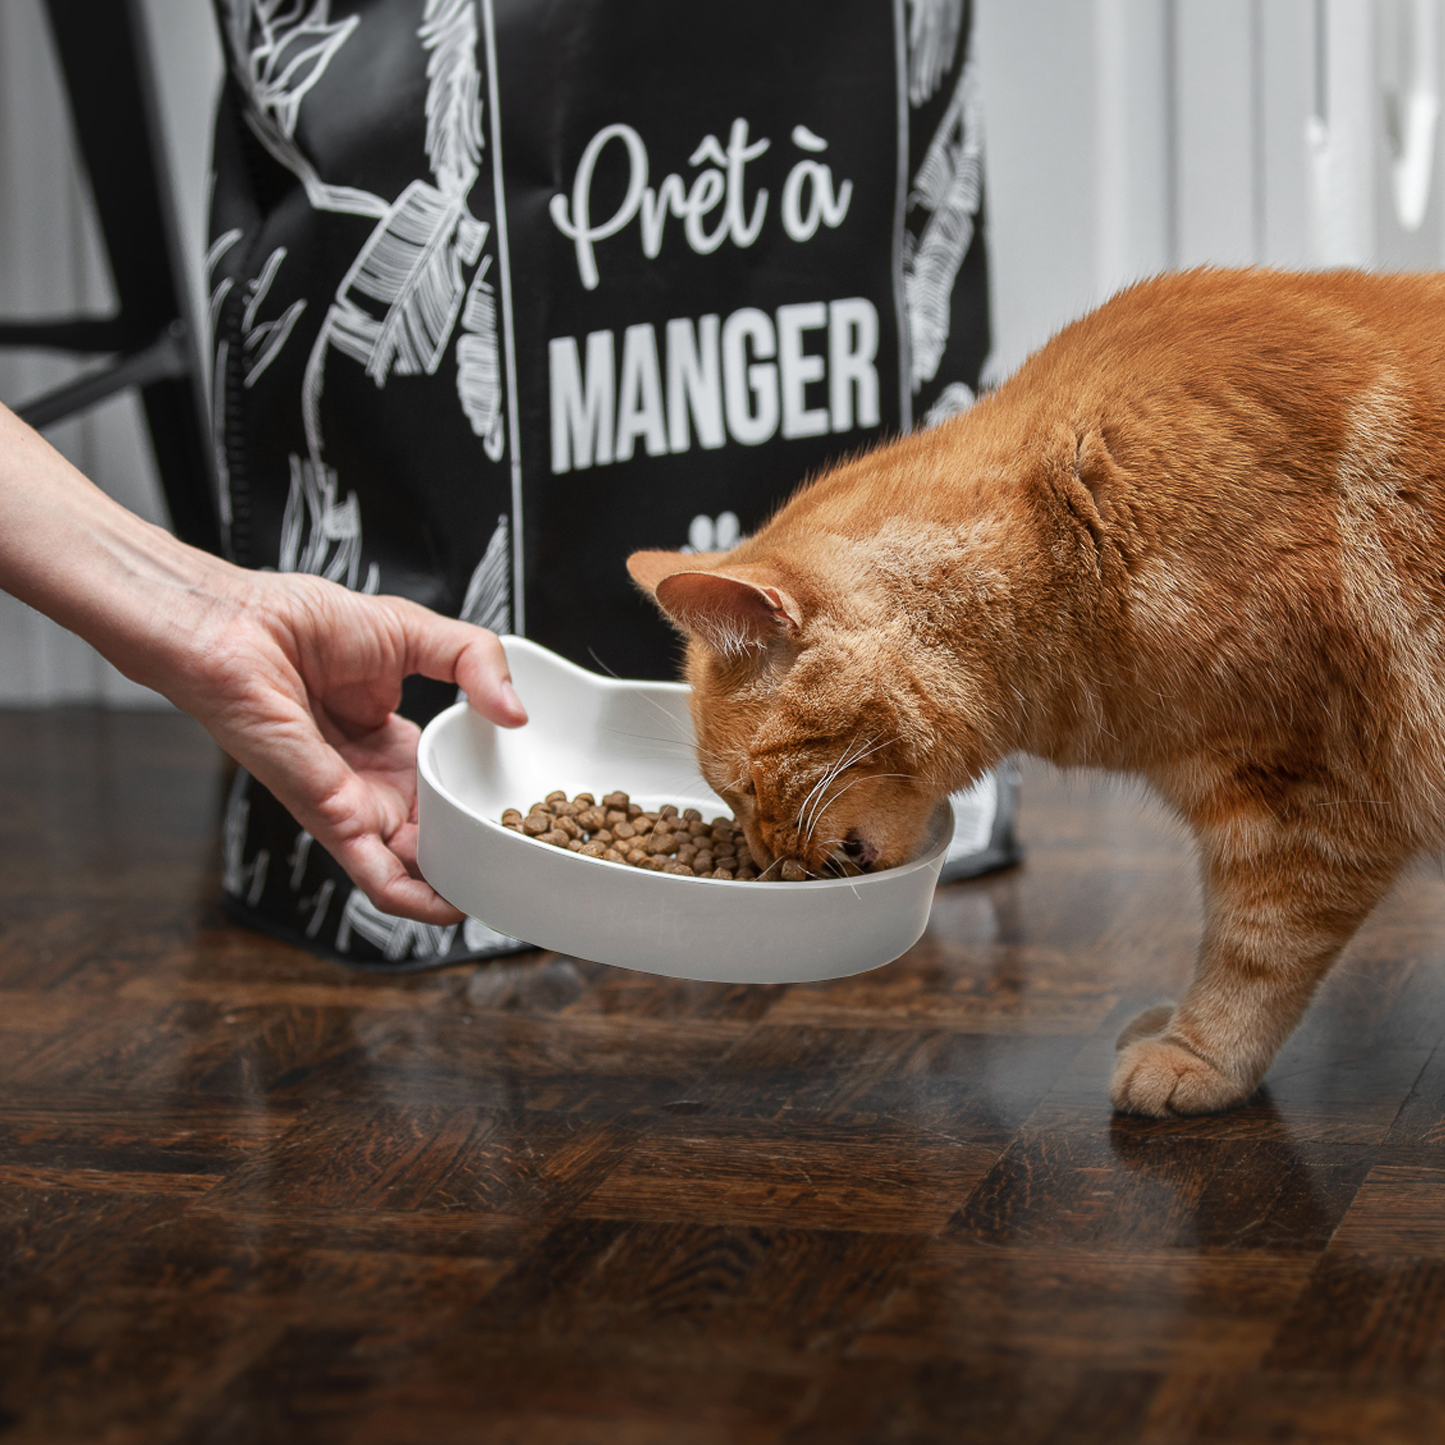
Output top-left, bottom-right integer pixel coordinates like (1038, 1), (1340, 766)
(0, 0), (220, 555)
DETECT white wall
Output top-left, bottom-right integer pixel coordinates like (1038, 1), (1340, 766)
(2, 0), (1442, 701)
(0, 0), (221, 706)
(976, 0), (1445, 377)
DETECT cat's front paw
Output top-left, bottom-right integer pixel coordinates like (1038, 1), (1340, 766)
(1115, 1003), (1176, 1051)
(1110, 1023), (1252, 1117)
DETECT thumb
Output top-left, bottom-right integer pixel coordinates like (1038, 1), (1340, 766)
(387, 601), (527, 727)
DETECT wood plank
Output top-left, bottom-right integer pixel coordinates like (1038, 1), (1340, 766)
(1329, 1163), (1445, 1256)
(2, 712), (1443, 1440)
(577, 1119), (1002, 1233)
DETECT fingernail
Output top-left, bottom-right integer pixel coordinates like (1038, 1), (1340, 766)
(501, 679), (527, 722)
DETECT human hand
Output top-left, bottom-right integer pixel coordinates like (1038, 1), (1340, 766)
(0, 399), (525, 924)
(160, 569), (527, 924)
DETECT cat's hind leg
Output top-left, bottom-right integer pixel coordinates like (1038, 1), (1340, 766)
(1110, 805), (1404, 1117)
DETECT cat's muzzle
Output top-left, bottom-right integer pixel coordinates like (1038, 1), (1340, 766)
(841, 833), (880, 871)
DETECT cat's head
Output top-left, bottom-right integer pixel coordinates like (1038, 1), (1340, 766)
(627, 543), (965, 877)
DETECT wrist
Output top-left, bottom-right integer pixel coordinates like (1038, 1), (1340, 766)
(88, 520), (257, 699)
(0, 402), (256, 699)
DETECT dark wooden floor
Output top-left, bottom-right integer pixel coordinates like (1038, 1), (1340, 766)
(3, 710), (1444, 1443)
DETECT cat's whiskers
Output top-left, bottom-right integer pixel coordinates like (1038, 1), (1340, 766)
(584, 659), (703, 753)
(597, 726), (741, 802)
(811, 771), (921, 837)
(798, 736), (899, 852)
(794, 764), (854, 856)
(814, 848), (867, 898)
(795, 734), (871, 835)
(798, 735), (895, 849)
(602, 727), (697, 754)
(815, 838), (863, 880)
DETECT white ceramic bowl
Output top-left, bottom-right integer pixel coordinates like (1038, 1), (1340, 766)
(416, 636), (952, 983)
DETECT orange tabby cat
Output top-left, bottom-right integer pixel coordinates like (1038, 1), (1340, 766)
(629, 266), (1445, 1118)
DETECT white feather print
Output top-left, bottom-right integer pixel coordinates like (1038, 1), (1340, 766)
(211, 336), (232, 532)
(304, 879), (336, 939)
(219, 0), (502, 618)
(243, 299), (307, 388)
(420, 0), (484, 197)
(222, 770), (269, 907)
(922, 380), (976, 427)
(458, 514), (511, 634)
(456, 259), (504, 454)
(321, 298), (381, 373)
(905, 0), (964, 107)
(207, 228), (243, 338)
(224, 0), (358, 139)
(209, 276), (235, 341)
(287, 830), (314, 889)
(278, 452), (368, 591)
(336, 181), (477, 384)
(240, 246), (308, 388)
(462, 917), (520, 953)
(221, 0), (386, 218)
(903, 49), (984, 390)
(206, 226), (245, 278)
(252, 0), (499, 480)
(207, 230), (244, 537)
(335, 887), (458, 961)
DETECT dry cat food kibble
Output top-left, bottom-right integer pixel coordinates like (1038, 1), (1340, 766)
(499, 791), (792, 880)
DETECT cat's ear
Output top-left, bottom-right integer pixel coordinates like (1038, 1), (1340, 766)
(626, 550), (724, 593)
(1073, 430), (1120, 511)
(1041, 429), (1117, 555)
(655, 569), (804, 653)
(627, 551), (802, 652)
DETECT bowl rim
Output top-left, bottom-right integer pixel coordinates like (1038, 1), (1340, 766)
(418, 636), (953, 890)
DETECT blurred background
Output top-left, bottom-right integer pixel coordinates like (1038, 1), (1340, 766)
(1, 0), (1441, 705)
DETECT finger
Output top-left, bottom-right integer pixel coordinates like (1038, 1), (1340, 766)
(385, 818), (424, 876)
(222, 717), (443, 917)
(261, 758), (465, 925)
(388, 602), (527, 727)
(326, 827), (467, 926)
(458, 634), (528, 726)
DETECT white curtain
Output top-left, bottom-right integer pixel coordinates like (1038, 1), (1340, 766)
(977, 0), (1445, 377)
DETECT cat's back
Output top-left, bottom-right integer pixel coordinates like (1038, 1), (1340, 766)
(1030, 270), (1445, 786)
(753, 268), (1445, 564)
(1020, 267), (1445, 428)
(979, 267), (1445, 549)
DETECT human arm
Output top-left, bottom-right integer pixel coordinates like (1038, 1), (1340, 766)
(0, 400), (526, 924)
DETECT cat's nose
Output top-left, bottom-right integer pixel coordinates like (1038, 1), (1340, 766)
(842, 833), (880, 870)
